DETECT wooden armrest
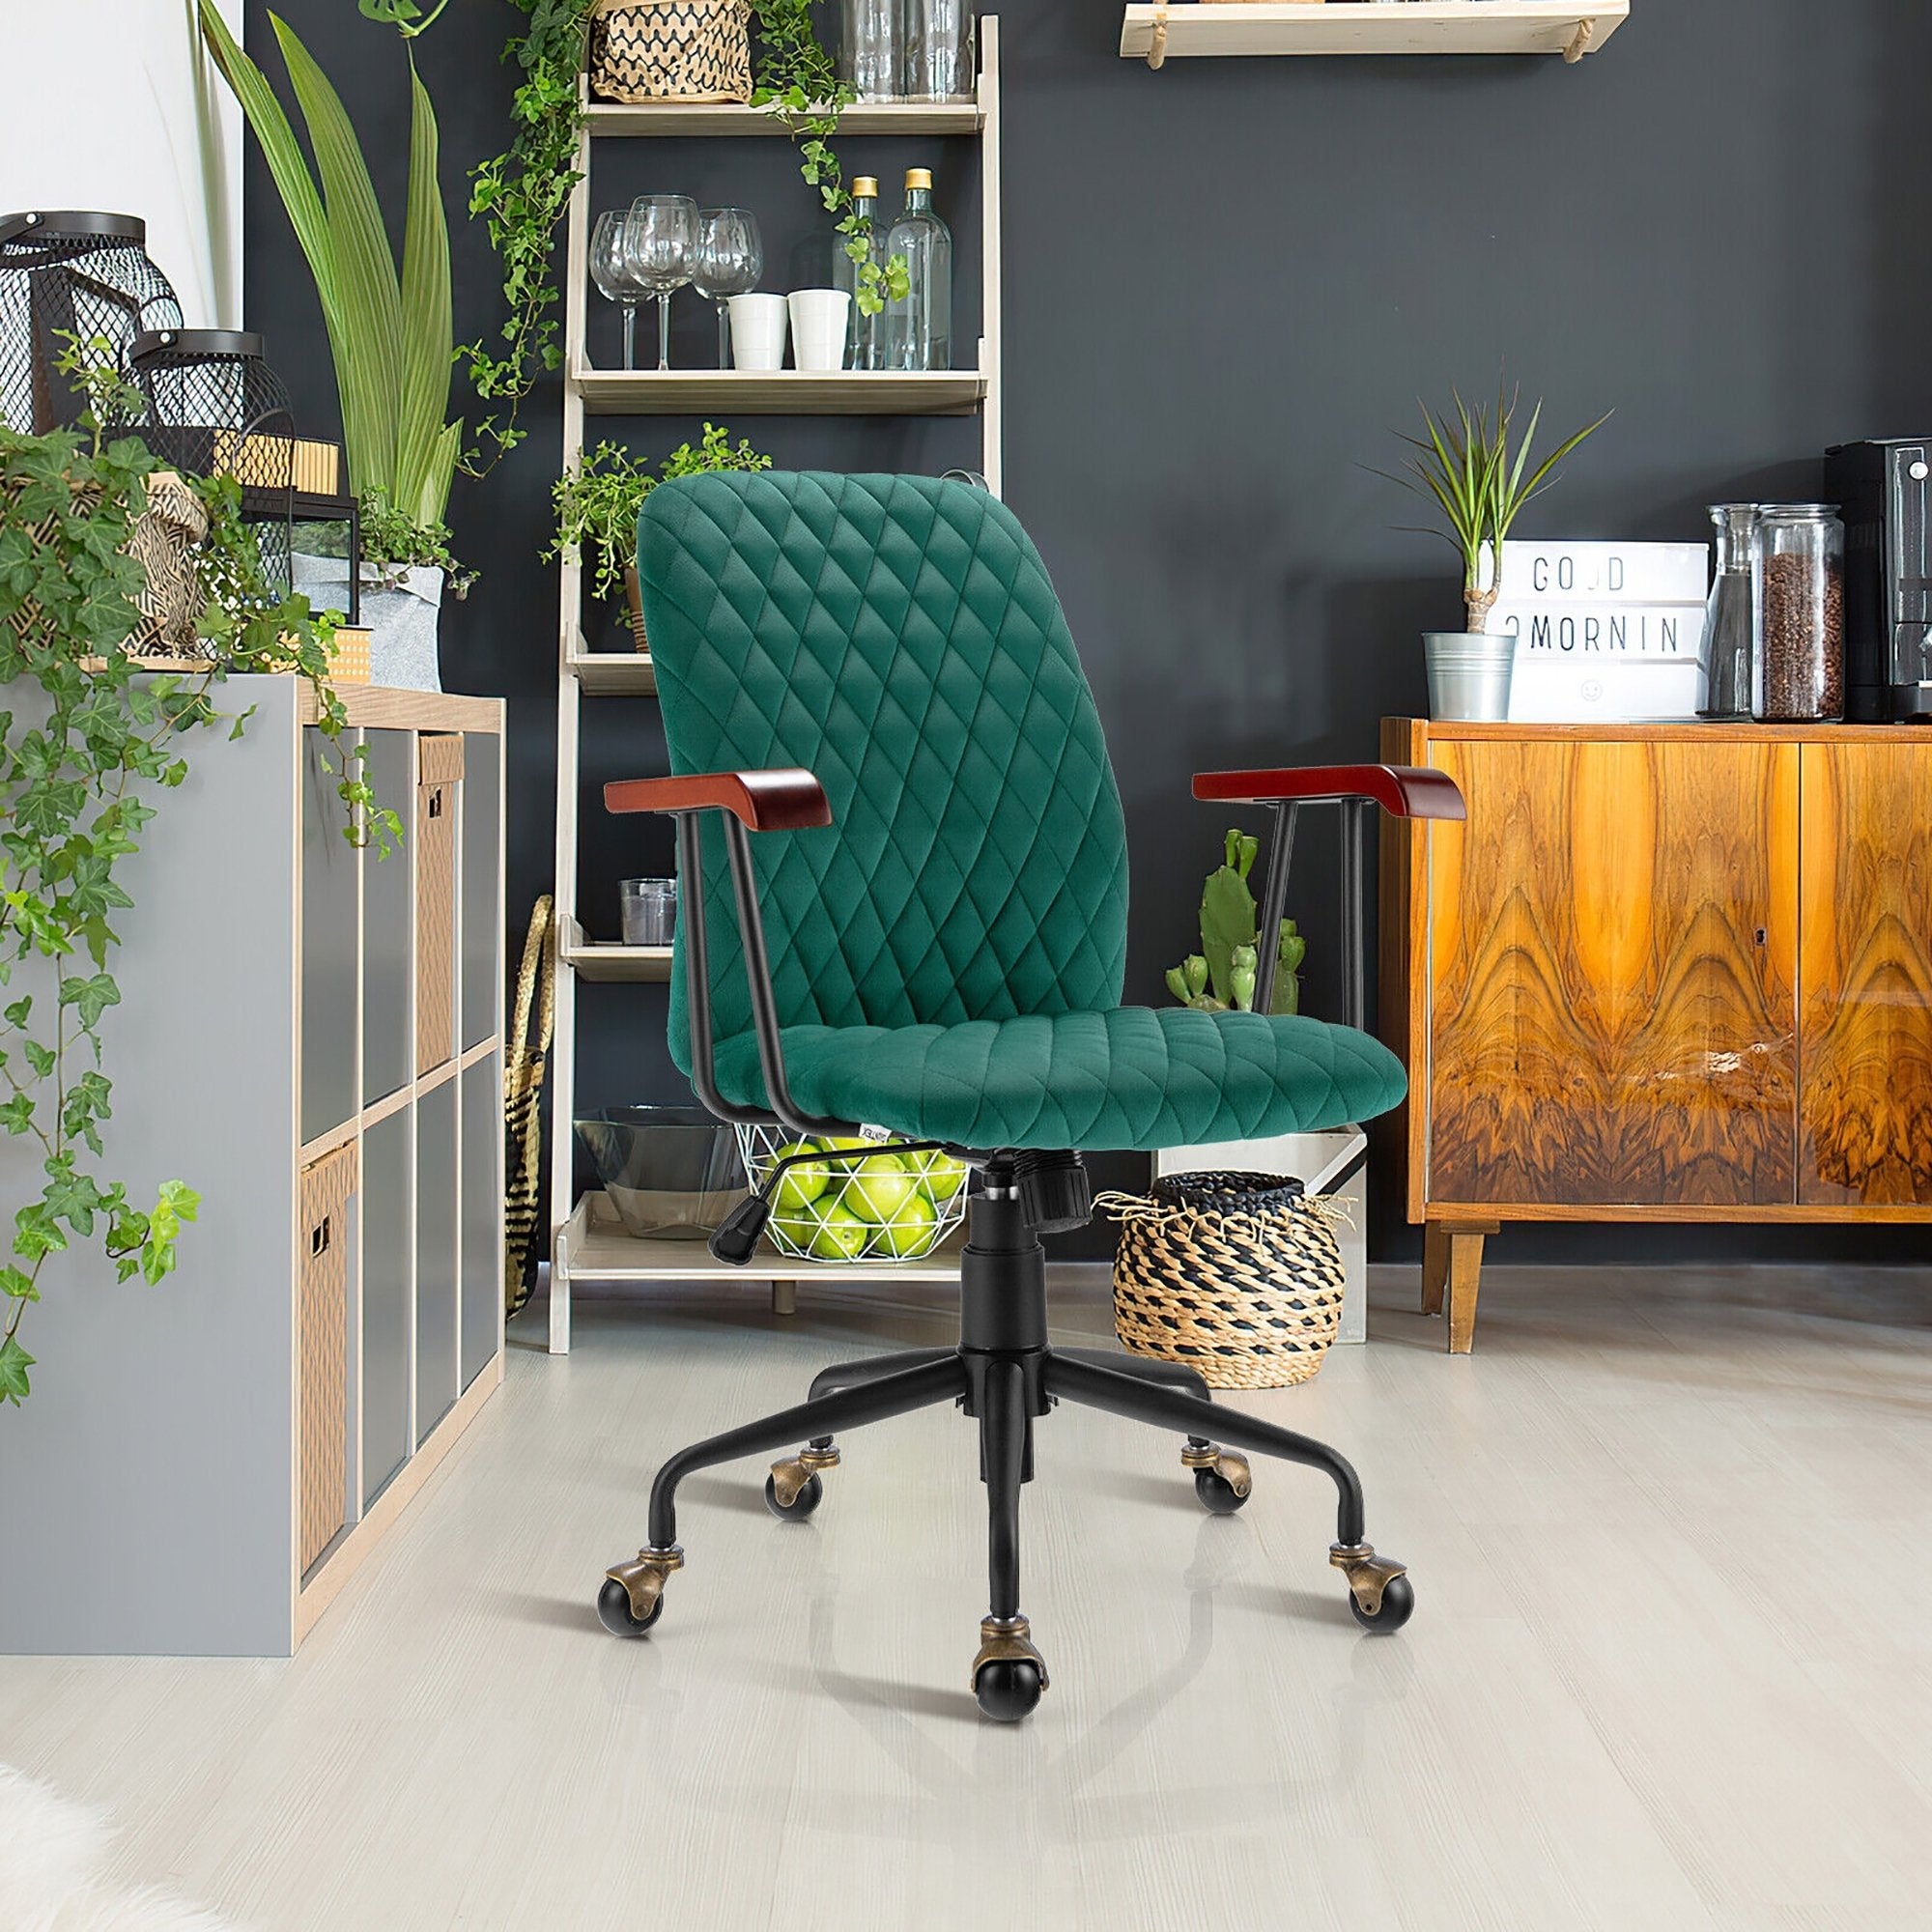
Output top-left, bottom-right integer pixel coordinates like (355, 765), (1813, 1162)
(1192, 762), (1465, 820)
(603, 767), (833, 832)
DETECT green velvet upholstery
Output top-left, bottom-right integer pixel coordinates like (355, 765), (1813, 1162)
(637, 471), (1406, 1151)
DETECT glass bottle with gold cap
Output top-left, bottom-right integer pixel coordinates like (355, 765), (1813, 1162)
(835, 176), (883, 371)
(885, 167), (952, 372)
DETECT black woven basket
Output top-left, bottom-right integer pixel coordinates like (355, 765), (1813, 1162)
(1104, 1169), (1346, 1390)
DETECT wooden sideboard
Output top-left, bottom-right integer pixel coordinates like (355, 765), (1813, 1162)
(1378, 718), (1932, 1351)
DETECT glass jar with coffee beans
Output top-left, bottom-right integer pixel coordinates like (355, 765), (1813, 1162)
(1753, 503), (1845, 721)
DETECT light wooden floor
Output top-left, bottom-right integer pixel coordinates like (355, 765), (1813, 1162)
(3, 1263), (1930, 1930)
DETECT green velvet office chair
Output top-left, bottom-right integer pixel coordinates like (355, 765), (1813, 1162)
(596, 471), (1463, 1719)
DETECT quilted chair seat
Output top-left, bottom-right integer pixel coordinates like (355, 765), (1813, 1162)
(709, 1009), (1405, 1152)
(638, 469), (1405, 1152)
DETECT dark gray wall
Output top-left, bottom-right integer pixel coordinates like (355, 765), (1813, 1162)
(244, 0), (1932, 1264)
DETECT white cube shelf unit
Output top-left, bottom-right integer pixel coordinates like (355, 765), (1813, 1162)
(547, 21), (1004, 1352)
(1, 680), (506, 1655)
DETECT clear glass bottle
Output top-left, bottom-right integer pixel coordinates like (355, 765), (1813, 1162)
(1753, 503), (1845, 721)
(834, 176), (882, 371)
(838, 0), (900, 100)
(903, 0), (976, 101)
(884, 167), (952, 372)
(1698, 503), (1758, 720)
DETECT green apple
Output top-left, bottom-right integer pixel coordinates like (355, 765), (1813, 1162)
(843, 1159), (921, 1224)
(876, 1190), (938, 1259)
(915, 1151), (969, 1208)
(808, 1201), (870, 1263)
(771, 1138), (831, 1214)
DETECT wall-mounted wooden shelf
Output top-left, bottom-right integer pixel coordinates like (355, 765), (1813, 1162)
(572, 364), (989, 417)
(585, 98), (984, 139)
(1122, 2), (1628, 67)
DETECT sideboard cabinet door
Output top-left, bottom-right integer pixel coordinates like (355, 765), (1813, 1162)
(1798, 742), (1932, 1205)
(1427, 738), (1800, 1208)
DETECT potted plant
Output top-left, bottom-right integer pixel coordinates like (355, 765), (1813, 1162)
(1165, 829), (1306, 1017)
(197, 2), (467, 691)
(548, 425), (771, 652)
(1385, 385), (1608, 721)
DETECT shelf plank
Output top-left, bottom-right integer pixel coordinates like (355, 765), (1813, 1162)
(566, 1194), (965, 1283)
(585, 99), (984, 138)
(1121, 2), (1629, 62)
(563, 940), (674, 982)
(568, 648), (658, 695)
(573, 365), (988, 417)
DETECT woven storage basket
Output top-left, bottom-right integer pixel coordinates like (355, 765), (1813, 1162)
(504, 895), (556, 1318)
(589, 0), (752, 104)
(1103, 1170), (1346, 1389)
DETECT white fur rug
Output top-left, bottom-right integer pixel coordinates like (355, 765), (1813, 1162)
(0, 1765), (244, 1932)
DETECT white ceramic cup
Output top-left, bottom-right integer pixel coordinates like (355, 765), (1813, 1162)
(787, 289), (852, 373)
(727, 293), (788, 372)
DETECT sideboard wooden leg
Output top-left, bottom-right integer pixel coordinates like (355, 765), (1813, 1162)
(771, 1280), (797, 1318)
(1445, 1229), (1496, 1354)
(1421, 1222), (1450, 1316)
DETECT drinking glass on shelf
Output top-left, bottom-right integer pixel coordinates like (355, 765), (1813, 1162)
(589, 209), (642, 370)
(625, 194), (698, 372)
(692, 209), (763, 368)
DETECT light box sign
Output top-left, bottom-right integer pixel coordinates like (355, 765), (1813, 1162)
(1490, 541), (1713, 722)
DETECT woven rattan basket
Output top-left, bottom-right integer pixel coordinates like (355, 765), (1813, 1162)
(1103, 1170), (1346, 1389)
(504, 895), (556, 1318)
(589, 0), (752, 104)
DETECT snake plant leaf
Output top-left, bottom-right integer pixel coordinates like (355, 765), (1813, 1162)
(397, 54), (458, 526)
(270, 13), (403, 502)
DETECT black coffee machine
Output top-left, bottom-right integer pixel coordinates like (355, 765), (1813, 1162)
(1824, 438), (1932, 722)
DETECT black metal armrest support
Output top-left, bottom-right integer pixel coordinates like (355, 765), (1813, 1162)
(605, 768), (844, 1141)
(1190, 763), (1467, 1029)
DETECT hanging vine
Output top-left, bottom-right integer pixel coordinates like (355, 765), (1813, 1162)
(0, 343), (395, 1405)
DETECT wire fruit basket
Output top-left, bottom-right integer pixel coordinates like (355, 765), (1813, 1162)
(735, 1127), (970, 1264)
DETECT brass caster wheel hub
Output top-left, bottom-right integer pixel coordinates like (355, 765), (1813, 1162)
(605, 1544), (684, 1623)
(1180, 1442), (1252, 1498)
(970, 1614), (1050, 1690)
(1329, 1542), (1406, 1617)
(769, 1443), (840, 1511)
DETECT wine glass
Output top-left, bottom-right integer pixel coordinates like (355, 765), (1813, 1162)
(589, 209), (642, 371)
(692, 209), (763, 368)
(625, 194), (698, 372)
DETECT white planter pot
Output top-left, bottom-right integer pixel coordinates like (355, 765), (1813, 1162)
(293, 552), (443, 693)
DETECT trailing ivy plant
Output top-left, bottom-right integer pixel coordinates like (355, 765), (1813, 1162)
(0, 343), (397, 1406)
(748, 0), (909, 318)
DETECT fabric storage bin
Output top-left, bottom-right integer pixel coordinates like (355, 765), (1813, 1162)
(415, 733), (463, 1074)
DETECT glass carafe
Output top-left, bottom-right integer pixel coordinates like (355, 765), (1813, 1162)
(1698, 503), (1758, 719)
(838, 0), (901, 99)
(1753, 503), (1846, 721)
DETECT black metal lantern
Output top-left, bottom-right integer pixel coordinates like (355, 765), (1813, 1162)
(0, 211), (183, 434)
(126, 327), (298, 601)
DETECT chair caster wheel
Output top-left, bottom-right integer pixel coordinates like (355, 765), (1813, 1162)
(1348, 1572), (1415, 1634)
(974, 1658), (1044, 1722)
(1194, 1466), (1250, 1515)
(763, 1471), (823, 1520)
(597, 1576), (664, 1636)
(1184, 1446), (1251, 1514)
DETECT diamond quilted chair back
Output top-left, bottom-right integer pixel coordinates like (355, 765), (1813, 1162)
(636, 471), (1130, 1066)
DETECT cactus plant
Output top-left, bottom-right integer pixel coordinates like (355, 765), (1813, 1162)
(1165, 828), (1306, 1016)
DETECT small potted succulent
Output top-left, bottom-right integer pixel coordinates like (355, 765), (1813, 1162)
(1384, 384), (1608, 721)
(1166, 830), (1306, 1017)
(548, 425), (770, 653)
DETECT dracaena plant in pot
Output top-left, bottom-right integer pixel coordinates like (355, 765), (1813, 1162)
(198, 0), (468, 692)
(1386, 385), (1609, 721)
